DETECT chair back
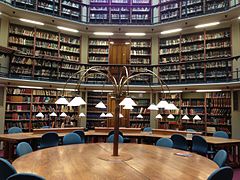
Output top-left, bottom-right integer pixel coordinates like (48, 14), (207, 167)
(171, 134), (188, 150)
(8, 127), (22, 134)
(143, 127), (152, 132)
(63, 133), (81, 145)
(156, 138), (173, 148)
(16, 142), (33, 157)
(7, 173), (45, 180)
(73, 130), (85, 143)
(39, 132), (59, 149)
(192, 135), (208, 155)
(0, 158), (17, 180)
(108, 130), (124, 137)
(207, 166), (233, 180)
(213, 149), (227, 168)
(213, 131), (229, 139)
(107, 134), (124, 143)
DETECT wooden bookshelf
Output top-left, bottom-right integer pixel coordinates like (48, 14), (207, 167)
(159, 0), (180, 22)
(37, 0), (60, 16)
(181, 0), (203, 18)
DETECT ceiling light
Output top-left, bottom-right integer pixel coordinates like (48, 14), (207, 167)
(95, 101), (106, 109)
(155, 114), (162, 119)
(195, 22), (220, 28)
(60, 112), (67, 117)
(0, 12), (2, 15)
(19, 18), (44, 25)
(79, 113), (86, 117)
(18, 86), (43, 89)
(50, 112), (57, 117)
(162, 90), (183, 93)
(125, 42), (130, 45)
(238, 16), (240, 19)
(196, 89), (222, 92)
(129, 91), (146, 93)
(57, 26), (78, 33)
(160, 28), (182, 35)
(110, 41), (114, 44)
(93, 32), (114, 36)
(125, 33), (146, 36)
(56, 88), (77, 91)
(68, 96), (86, 106)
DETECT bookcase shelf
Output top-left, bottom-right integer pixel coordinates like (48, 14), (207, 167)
(159, 28), (231, 83)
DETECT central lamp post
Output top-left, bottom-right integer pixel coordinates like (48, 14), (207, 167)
(55, 66), (170, 156)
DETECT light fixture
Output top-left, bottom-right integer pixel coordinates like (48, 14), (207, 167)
(119, 113), (124, 118)
(119, 97), (137, 106)
(160, 28), (182, 35)
(195, 22), (220, 28)
(79, 113), (86, 117)
(147, 104), (159, 110)
(105, 113), (113, 118)
(167, 114), (175, 119)
(56, 88), (77, 91)
(196, 89), (222, 92)
(92, 90), (113, 93)
(55, 97), (69, 105)
(137, 114), (143, 118)
(162, 90), (183, 93)
(129, 91), (146, 93)
(125, 32), (146, 36)
(19, 18), (44, 25)
(157, 99), (168, 109)
(193, 115), (201, 120)
(100, 113), (106, 118)
(155, 114), (163, 119)
(0, 12), (2, 15)
(68, 96), (86, 106)
(125, 42), (130, 45)
(182, 115), (190, 120)
(60, 112), (67, 117)
(95, 101), (106, 109)
(123, 104), (134, 110)
(110, 41), (114, 44)
(50, 112), (57, 117)
(36, 112), (44, 118)
(57, 26), (78, 33)
(238, 16), (240, 20)
(165, 103), (178, 110)
(18, 86), (43, 89)
(93, 32), (114, 36)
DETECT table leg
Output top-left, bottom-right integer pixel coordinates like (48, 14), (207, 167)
(8, 142), (15, 162)
(3, 141), (9, 159)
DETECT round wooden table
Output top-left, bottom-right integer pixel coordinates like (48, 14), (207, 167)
(13, 143), (218, 180)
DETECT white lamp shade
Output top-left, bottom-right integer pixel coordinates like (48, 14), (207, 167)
(155, 114), (163, 119)
(165, 103), (178, 110)
(95, 101), (106, 109)
(60, 112), (67, 117)
(137, 114), (143, 118)
(119, 113), (124, 118)
(55, 97), (69, 105)
(50, 112), (57, 117)
(105, 113), (113, 118)
(147, 104), (159, 110)
(182, 115), (190, 120)
(36, 112), (44, 118)
(119, 97), (137, 106)
(100, 113), (106, 118)
(157, 99), (168, 108)
(68, 96), (86, 106)
(167, 114), (175, 119)
(123, 104), (134, 110)
(193, 115), (201, 120)
(79, 113), (86, 117)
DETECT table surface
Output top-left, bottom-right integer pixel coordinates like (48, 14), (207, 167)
(13, 143), (218, 180)
(0, 130), (240, 145)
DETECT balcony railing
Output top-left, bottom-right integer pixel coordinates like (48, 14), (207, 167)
(0, 0), (239, 25)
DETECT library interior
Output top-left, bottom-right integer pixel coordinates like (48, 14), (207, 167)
(0, 0), (240, 179)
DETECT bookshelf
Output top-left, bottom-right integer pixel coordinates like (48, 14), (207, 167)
(86, 91), (108, 129)
(61, 0), (82, 21)
(12, 0), (35, 10)
(159, 28), (231, 83)
(159, 0), (180, 22)
(37, 0), (59, 15)
(181, 0), (203, 18)
(205, 0), (229, 13)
